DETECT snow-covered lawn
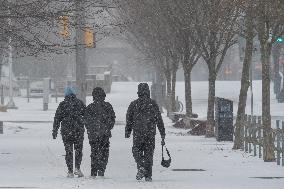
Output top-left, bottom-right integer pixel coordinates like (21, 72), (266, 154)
(0, 81), (284, 189)
(175, 80), (284, 119)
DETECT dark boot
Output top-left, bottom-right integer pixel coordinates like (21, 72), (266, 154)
(145, 177), (152, 182)
(98, 170), (105, 177)
(91, 166), (97, 177)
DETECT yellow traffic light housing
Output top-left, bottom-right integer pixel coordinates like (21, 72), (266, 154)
(58, 16), (70, 39)
(84, 27), (95, 48)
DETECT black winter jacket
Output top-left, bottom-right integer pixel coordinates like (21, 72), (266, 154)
(53, 95), (86, 141)
(125, 95), (165, 139)
(85, 99), (116, 141)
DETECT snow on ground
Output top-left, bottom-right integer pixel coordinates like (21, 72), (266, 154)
(0, 81), (284, 189)
(175, 80), (284, 119)
(2, 80), (283, 122)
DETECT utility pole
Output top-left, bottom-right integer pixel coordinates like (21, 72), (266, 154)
(75, 0), (87, 104)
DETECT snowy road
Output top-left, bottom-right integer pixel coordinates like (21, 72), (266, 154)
(0, 82), (284, 189)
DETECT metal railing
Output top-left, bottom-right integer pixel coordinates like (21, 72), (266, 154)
(241, 115), (284, 166)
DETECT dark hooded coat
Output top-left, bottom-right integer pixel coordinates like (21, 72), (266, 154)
(85, 87), (116, 176)
(85, 88), (116, 140)
(125, 83), (165, 139)
(125, 83), (166, 178)
(53, 94), (86, 142)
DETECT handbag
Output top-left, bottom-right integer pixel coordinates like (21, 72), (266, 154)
(161, 144), (171, 168)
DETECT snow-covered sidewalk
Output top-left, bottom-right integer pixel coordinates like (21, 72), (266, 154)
(1, 120), (284, 189)
(0, 82), (284, 189)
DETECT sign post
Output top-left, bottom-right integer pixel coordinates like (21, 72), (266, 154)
(43, 78), (50, 111)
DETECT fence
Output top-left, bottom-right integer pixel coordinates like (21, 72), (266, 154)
(241, 115), (284, 166)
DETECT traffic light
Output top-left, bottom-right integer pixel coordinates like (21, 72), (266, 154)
(84, 27), (95, 48)
(58, 16), (70, 39)
(276, 36), (283, 43)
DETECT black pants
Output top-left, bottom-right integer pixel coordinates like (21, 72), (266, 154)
(63, 139), (83, 173)
(89, 136), (110, 176)
(132, 136), (155, 178)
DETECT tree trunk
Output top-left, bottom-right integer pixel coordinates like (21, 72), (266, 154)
(0, 53), (4, 81)
(165, 71), (172, 97)
(171, 68), (177, 112)
(233, 13), (254, 150)
(165, 70), (172, 115)
(272, 44), (281, 94)
(154, 65), (164, 112)
(261, 43), (275, 162)
(184, 67), (193, 117)
(0, 64), (2, 81)
(206, 69), (216, 137)
(0, 63), (2, 104)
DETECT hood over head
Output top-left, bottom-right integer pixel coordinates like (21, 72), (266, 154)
(137, 83), (150, 98)
(92, 87), (106, 101)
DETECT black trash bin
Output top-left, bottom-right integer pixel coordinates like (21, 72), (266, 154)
(215, 97), (233, 141)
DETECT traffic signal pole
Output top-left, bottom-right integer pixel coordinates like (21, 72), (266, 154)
(75, 0), (87, 104)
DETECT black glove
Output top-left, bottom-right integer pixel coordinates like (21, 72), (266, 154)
(161, 138), (165, 146)
(52, 131), (57, 139)
(125, 132), (131, 138)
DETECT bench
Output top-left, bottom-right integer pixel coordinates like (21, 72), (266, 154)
(188, 119), (207, 136)
(172, 116), (207, 136)
(169, 112), (198, 123)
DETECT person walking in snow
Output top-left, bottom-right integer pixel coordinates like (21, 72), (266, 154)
(52, 86), (86, 178)
(125, 83), (166, 182)
(85, 87), (116, 178)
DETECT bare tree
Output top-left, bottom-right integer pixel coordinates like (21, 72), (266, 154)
(188, 0), (240, 137)
(162, 0), (201, 117)
(254, 0), (284, 161)
(0, 0), (115, 103)
(113, 0), (181, 113)
(233, 0), (256, 149)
